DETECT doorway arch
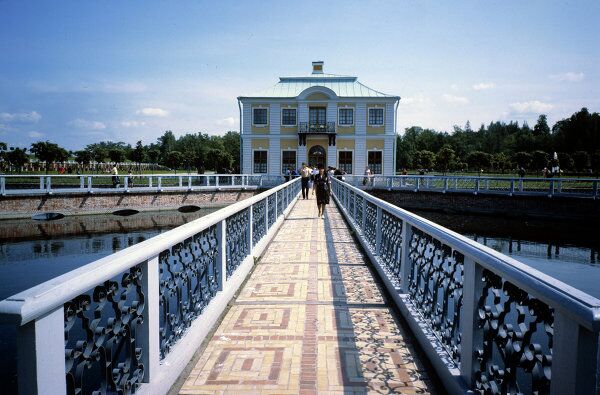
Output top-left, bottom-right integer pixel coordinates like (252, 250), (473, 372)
(308, 145), (326, 168)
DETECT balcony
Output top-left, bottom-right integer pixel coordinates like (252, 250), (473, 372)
(298, 121), (336, 134)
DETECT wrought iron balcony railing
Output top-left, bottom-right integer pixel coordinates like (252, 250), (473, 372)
(298, 121), (336, 134)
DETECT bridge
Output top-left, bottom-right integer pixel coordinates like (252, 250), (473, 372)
(1, 177), (600, 394)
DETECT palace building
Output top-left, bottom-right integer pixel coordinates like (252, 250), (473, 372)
(238, 61), (400, 176)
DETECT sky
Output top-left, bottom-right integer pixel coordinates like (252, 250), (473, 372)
(0, 0), (599, 150)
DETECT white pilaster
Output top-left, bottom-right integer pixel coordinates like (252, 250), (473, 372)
(385, 101), (395, 134)
(268, 137), (281, 175)
(298, 102), (308, 123)
(298, 145), (307, 168)
(355, 135), (366, 175)
(355, 102), (366, 134)
(242, 136), (252, 174)
(384, 135), (395, 175)
(327, 145), (337, 168)
(269, 103), (281, 134)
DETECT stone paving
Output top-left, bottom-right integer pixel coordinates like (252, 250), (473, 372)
(178, 198), (438, 394)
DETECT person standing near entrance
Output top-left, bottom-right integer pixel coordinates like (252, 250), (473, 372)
(300, 162), (312, 199)
(312, 164), (330, 218)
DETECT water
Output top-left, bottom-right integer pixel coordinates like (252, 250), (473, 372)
(0, 209), (216, 392)
(412, 210), (600, 299)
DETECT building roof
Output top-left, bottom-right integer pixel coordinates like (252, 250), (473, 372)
(239, 63), (399, 99)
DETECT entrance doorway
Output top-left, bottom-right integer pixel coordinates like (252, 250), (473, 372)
(308, 145), (326, 168)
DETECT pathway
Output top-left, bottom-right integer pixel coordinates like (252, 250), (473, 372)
(177, 198), (438, 394)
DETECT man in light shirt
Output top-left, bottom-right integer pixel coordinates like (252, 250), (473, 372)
(300, 162), (312, 199)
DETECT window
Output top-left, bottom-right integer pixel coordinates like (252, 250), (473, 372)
(338, 151), (353, 174)
(368, 151), (383, 174)
(338, 108), (354, 126)
(253, 150), (268, 173)
(368, 108), (384, 126)
(309, 107), (326, 125)
(281, 150), (296, 174)
(253, 108), (268, 125)
(281, 108), (297, 126)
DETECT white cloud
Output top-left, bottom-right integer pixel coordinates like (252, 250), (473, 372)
(0, 111), (41, 123)
(442, 94), (469, 104)
(27, 131), (44, 138)
(68, 118), (107, 130)
(508, 100), (554, 114)
(549, 72), (584, 82)
(450, 84), (459, 90)
(121, 120), (146, 128)
(472, 82), (495, 90)
(136, 107), (169, 117)
(215, 117), (236, 127)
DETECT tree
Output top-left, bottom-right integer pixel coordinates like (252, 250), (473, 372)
(512, 152), (532, 169)
(491, 153), (511, 173)
(592, 151), (600, 174)
(130, 141), (146, 169)
(556, 153), (574, 171)
(414, 150), (435, 170)
(108, 148), (126, 163)
(30, 141), (69, 174)
(206, 148), (233, 172)
(573, 151), (590, 171)
(6, 148), (28, 171)
(466, 151), (491, 171)
(74, 150), (93, 165)
(533, 114), (550, 136)
(158, 130), (176, 162)
(165, 151), (184, 173)
(147, 149), (160, 164)
(531, 150), (549, 171)
(435, 145), (455, 174)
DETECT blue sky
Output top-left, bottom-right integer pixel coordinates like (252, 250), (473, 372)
(0, 0), (598, 150)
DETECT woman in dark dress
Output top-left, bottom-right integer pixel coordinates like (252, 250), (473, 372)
(312, 163), (330, 218)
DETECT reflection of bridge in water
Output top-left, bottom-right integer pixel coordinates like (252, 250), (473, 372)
(471, 235), (599, 264)
(1, 178), (600, 394)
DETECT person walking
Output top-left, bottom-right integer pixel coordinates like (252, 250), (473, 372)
(312, 164), (330, 218)
(299, 162), (312, 199)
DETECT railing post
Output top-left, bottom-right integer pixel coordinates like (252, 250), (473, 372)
(17, 307), (67, 394)
(375, 207), (382, 254)
(39, 176), (44, 191)
(353, 191), (357, 221)
(206, 176), (209, 187)
(216, 176), (219, 188)
(474, 178), (479, 195)
(275, 188), (278, 217)
(443, 178), (448, 193)
(148, 176), (152, 188)
(458, 257), (484, 388)
(87, 176), (92, 192)
(178, 176), (183, 188)
(46, 176), (52, 193)
(509, 179), (514, 196)
(123, 176), (128, 190)
(594, 180), (599, 199)
(557, 179), (562, 194)
(139, 255), (160, 383)
(551, 311), (600, 394)
(157, 176), (162, 191)
(248, 204), (254, 251)
(265, 196), (269, 231)
(79, 176), (84, 190)
(548, 180), (554, 197)
(415, 177), (420, 192)
(0, 176), (5, 195)
(188, 176), (192, 191)
(519, 179), (523, 192)
(361, 195), (367, 232)
(216, 219), (227, 289)
(399, 222), (412, 291)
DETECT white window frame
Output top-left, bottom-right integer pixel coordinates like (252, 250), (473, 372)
(281, 149), (297, 174)
(338, 107), (354, 127)
(367, 149), (384, 174)
(252, 149), (268, 174)
(337, 149), (354, 174)
(252, 107), (269, 127)
(368, 107), (385, 127)
(280, 107), (297, 127)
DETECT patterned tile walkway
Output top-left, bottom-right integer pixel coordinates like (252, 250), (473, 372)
(178, 198), (438, 394)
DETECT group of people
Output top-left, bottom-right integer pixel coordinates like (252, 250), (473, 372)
(295, 163), (335, 218)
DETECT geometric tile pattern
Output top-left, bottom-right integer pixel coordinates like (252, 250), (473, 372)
(178, 198), (438, 394)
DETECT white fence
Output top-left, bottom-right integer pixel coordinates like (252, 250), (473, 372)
(341, 175), (600, 198)
(331, 178), (600, 394)
(0, 178), (301, 394)
(0, 174), (286, 196)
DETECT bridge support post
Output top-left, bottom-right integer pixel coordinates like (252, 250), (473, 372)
(248, 204), (253, 251)
(39, 176), (44, 192)
(217, 219), (227, 290)
(17, 307), (66, 394)
(458, 257), (483, 388)
(140, 255), (160, 383)
(400, 222), (412, 291)
(188, 176), (192, 191)
(551, 311), (600, 394)
(375, 207), (382, 254)
(46, 176), (52, 194)
(79, 176), (84, 189)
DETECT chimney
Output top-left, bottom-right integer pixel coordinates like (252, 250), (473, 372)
(312, 61), (324, 74)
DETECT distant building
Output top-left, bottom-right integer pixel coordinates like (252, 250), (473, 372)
(237, 61), (400, 176)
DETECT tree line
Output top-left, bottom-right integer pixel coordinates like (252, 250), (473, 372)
(396, 108), (600, 175)
(0, 131), (240, 174)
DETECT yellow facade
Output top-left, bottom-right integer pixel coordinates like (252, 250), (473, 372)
(306, 92), (330, 101)
(366, 104), (385, 134)
(280, 138), (298, 150)
(252, 138), (269, 150)
(251, 104), (270, 134)
(336, 139), (355, 150)
(366, 139), (385, 150)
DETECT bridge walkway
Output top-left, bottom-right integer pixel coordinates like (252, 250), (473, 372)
(176, 198), (439, 394)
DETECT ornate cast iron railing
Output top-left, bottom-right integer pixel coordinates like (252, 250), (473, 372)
(0, 174), (283, 196)
(298, 121), (336, 134)
(331, 177), (600, 395)
(340, 175), (600, 199)
(0, 177), (301, 394)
